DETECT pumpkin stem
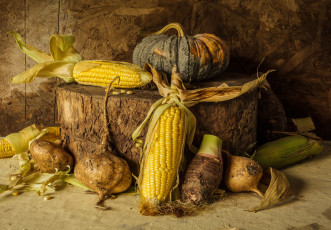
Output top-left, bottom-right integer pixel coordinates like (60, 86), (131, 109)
(141, 23), (185, 37)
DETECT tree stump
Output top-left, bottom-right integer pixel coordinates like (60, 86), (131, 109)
(57, 73), (259, 175)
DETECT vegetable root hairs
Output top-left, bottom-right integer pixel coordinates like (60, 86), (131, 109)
(140, 200), (199, 217)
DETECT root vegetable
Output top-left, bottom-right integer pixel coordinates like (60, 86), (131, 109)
(30, 139), (73, 173)
(132, 65), (270, 216)
(73, 77), (132, 208)
(223, 151), (263, 197)
(181, 134), (223, 204)
(74, 153), (132, 205)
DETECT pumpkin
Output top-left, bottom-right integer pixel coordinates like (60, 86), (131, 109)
(132, 23), (230, 82)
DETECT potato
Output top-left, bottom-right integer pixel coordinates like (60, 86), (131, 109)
(30, 139), (73, 173)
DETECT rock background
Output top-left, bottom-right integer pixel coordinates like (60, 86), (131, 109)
(0, 0), (330, 139)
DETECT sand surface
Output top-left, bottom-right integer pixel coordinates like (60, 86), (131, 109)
(0, 142), (330, 230)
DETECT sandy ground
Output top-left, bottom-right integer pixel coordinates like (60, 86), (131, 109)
(0, 142), (330, 230)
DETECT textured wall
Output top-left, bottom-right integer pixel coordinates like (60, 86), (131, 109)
(0, 0), (330, 139)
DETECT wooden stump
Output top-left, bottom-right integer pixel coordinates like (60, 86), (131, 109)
(57, 73), (259, 175)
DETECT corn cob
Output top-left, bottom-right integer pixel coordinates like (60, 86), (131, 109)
(0, 125), (40, 158)
(253, 134), (323, 169)
(0, 138), (15, 158)
(9, 32), (153, 89)
(140, 105), (185, 214)
(73, 60), (152, 88)
(38, 127), (61, 144)
(45, 127), (60, 136)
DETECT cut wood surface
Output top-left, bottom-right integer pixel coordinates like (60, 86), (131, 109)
(57, 73), (258, 175)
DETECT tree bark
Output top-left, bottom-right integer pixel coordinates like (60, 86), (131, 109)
(57, 73), (258, 175)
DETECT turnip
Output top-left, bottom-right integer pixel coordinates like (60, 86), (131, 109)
(74, 152), (132, 207)
(223, 151), (264, 197)
(73, 77), (132, 208)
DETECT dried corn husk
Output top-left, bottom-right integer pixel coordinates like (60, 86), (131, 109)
(8, 32), (152, 88)
(9, 31), (80, 83)
(5, 125), (41, 155)
(291, 117), (316, 132)
(249, 167), (292, 212)
(132, 65), (272, 206)
(1, 167), (90, 196)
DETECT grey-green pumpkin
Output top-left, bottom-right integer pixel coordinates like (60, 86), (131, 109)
(132, 23), (230, 82)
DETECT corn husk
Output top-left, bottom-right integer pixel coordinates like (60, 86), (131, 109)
(291, 117), (316, 132)
(132, 65), (272, 209)
(253, 133), (323, 169)
(13, 152), (32, 175)
(9, 31), (81, 83)
(1, 126), (88, 198)
(5, 125), (41, 155)
(249, 167), (292, 212)
(1, 161), (90, 196)
(8, 32), (152, 87)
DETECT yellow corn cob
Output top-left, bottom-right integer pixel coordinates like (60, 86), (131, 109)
(73, 60), (152, 88)
(0, 138), (15, 158)
(0, 125), (40, 158)
(39, 127), (61, 144)
(140, 106), (185, 214)
(45, 127), (60, 136)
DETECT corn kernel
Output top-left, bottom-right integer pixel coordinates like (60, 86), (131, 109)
(141, 106), (185, 202)
(73, 61), (152, 89)
(12, 191), (20, 196)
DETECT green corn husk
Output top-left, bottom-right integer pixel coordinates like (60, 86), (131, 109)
(252, 134), (323, 169)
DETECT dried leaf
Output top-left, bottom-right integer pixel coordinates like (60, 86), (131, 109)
(249, 167), (291, 212)
(49, 34), (82, 62)
(11, 60), (76, 84)
(292, 117), (316, 132)
(9, 31), (80, 84)
(0, 185), (8, 194)
(7, 31), (53, 63)
(146, 64), (273, 108)
(17, 152), (31, 175)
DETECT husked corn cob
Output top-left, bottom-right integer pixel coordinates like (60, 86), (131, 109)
(39, 127), (61, 144)
(45, 127), (60, 136)
(73, 60), (152, 88)
(0, 125), (40, 158)
(253, 134), (323, 169)
(0, 138), (15, 158)
(141, 106), (185, 205)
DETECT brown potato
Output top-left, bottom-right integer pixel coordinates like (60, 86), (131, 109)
(30, 139), (73, 173)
